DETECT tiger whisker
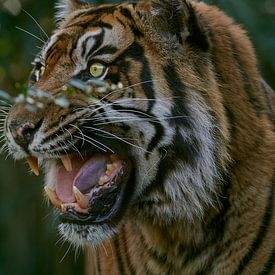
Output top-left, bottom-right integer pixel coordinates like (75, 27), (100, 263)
(70, 123), (113, 153)
(58, 139), (72, 156)
(15, 26), (46, 43)
(0, 100), (12, 107)
(96, 79), (158, 101)
(87, 114), (190, 127)
(115, 97), (180, 105)
(142, 148), (167, 186)
(0, 144), (9, 155)
(70, 124), (86, 147)
(72, 80), (159, 113)
(74, 134), (107, 153)
(61, 127), (84, 159)
(90, 79), (157, 104)
(22, 9), (49, 40)
(59, 242), (73, 263)
(92, 132), (140, 143)
(86, 104), (156, 121)
(83, 126), (150, 154)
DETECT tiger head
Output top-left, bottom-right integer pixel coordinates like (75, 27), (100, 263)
(5, 0), (231, 247)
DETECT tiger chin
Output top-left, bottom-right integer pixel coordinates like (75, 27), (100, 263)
(4, 0), (275, 274)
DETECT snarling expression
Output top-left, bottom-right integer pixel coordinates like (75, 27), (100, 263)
(4, 1), (224, 246)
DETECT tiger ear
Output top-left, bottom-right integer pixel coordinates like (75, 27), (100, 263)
(137, 0), (209, 51)
(55, 0), (88, 22)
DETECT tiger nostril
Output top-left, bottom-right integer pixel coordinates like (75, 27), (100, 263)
(9, 120), (42, 149)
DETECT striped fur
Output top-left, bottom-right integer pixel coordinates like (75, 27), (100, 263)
(5, 0), (275, 274)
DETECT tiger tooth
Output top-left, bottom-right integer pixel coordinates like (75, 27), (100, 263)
(61, 156), (72, 172)
(61, 204), (66, 212)
(26, 157), (39, 176)
(106, 164), (114, 176)
(44, 186), (61, 209)
(98, 175), (109, 186)
(73, 186), (89, 209)
(107, 164), (113, 171)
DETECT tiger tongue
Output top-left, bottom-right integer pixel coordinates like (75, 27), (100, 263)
(55, 155), (108, 203)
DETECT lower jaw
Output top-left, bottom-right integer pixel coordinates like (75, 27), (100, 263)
(58, 222), (119, 247)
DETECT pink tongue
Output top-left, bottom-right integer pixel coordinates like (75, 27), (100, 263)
(55, 155), (109, 203)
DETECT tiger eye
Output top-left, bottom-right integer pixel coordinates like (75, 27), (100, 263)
(89, 63), (107, 78)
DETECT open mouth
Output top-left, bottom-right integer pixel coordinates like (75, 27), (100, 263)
(28, 153), (132, 225)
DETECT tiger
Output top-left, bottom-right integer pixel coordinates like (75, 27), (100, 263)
(3, 0), (275, 274)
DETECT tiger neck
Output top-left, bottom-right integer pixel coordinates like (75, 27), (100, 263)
(103, 216), (219, 274)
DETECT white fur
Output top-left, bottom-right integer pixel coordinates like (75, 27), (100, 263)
(55, 0), (80, 22)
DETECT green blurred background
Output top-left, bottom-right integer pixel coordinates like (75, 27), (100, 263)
(0, 0), (274, 274)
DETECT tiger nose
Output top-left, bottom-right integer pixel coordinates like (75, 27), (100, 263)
(9, 121), (39, 149)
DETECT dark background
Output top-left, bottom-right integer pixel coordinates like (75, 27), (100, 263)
(0, 0), (274, 274)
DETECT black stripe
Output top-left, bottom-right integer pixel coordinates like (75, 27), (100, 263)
(140, 146), (171, 201)
(92, 45), (118, 57)
(65, 19), (113, 30)
(70, 4), (119, 21)
(83, 5), (118, 17)
(163, 63), (200, 164)
(260, 248), (275, 275)
(45, 33), (68, 62)
(113, 42), (156, 112)
(235, 181), (274, 274)
(118, 6), (143, 37)
(137, 226), (171, 271)
(93, 21), (113, 29)
(119, 7), (133, 20)
(68, 35), (81, 61)
(111, 104), (165, 155)
(121, 227), (136, 275)
(65, 21), (91, 30)
(113, 236), (126, 275)
(146, 120), (165, 159)
(196, 171), (232, 274)
(116, 16), (127, 28)
(96, 250), (102, 275)
(224, 105), (237, 140)
(86, 30), (105, 59)
(163, 64), (192, 129)
(175, 127), (200, 165)
(229, 36), (263, 116)
(81, 35), (90, 58)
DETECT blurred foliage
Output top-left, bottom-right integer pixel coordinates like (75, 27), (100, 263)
(0, 0), (274, 275)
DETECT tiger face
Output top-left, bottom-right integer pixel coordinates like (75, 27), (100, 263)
(5, 0), (230, 247)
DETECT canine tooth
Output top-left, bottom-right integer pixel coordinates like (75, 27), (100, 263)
(98, 175), (109, 186)
(26, 157), (39, 176)
(44, 186), (61, 209)
(61, 156), (72, 172)
(73, 186), (89, 209)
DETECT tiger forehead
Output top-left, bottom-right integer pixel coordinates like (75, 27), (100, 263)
(41, 5), (137, 64)
(61, 3), (136, 31)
